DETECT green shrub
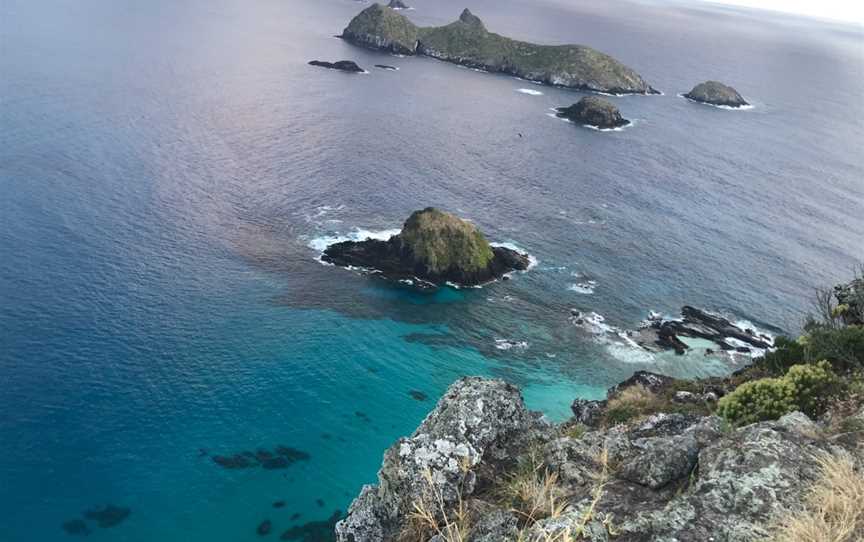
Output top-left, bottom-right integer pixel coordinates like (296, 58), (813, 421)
(758, 336), (805, 374)
(804, 326), (864, 370)
(756, 326), (864, 375)
(717, 361), (839, 426)
(783, 361), (840, 418)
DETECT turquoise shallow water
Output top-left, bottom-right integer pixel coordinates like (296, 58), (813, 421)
(1, 0), (862, 540)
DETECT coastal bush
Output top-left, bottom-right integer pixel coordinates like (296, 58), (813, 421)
(755, 326), (864, 375)
(717, 361), (839, 425)
(803, 325), (864, 370)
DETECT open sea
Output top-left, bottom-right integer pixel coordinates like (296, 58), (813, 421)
(1, 0), (862, 540)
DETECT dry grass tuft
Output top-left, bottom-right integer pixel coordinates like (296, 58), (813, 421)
(497, 449), (569, 526)
(404, 458), (472, 542)
(603, 385), (665, 426)
(769, 450), (864, 542)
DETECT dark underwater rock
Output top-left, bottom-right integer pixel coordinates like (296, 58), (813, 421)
(556, 96), (630, 129)
(257, 519), (272, 536)
(213, 446), (309, 470)
(273, 501), (286, 508)
(321, 208), (530, 288)
(280, 510), (342, 541)
(213, 453), (256, 469)
(83, 505), (130, 528)
(684, 80), (748, 107)
(308, 60), (365, 73)
(62, 519), (91, 536)
(373, 64), (398, 70)
(342, 5), (657, 94)
(408, 390), (428, 401)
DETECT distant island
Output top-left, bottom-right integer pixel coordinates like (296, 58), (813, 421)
(308, 60), (365, 73)
(341, 5), (658, 95)
(322, 208), (530, 287)
(556, 96), (630, 130)
(684, 80), (749, 108)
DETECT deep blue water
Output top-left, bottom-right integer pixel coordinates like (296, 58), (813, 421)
(1, 0), (862, 540)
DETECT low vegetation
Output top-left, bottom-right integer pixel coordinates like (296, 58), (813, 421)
(717, 361), (840, 426)
(496, 449), (568, 527)
(399, 208), (494, 274)
(767, 451), (864, 542)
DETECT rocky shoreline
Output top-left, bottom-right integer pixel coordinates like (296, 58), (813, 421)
(335, 279), (864, 541)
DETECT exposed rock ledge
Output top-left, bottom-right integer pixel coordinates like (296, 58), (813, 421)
(337, 375), (863, 541)
(322, 208), (530, 288)
(341, 5), (658, 95)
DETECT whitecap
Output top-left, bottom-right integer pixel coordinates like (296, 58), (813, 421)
(568, 281), (597, 294)
(515, 88), (543, 96)
(306, 227), (401, 253)
(494, 339), (529, 351)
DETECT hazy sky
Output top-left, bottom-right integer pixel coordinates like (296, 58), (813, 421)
(709, 0), (864, 24)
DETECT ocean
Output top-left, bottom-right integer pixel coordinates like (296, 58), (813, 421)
(1, 0), (862, 540)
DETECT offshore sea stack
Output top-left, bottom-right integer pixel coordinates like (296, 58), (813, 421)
(341, 5), (658, 95)
(321, 208), (530, 287)
(556, 96), (630, 129)
(684, 80), (749, 107)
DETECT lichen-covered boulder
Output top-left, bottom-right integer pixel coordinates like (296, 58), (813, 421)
(684, 80), (749, 108)
(335, 377), (545, 541)
(555, 96), (630, 129)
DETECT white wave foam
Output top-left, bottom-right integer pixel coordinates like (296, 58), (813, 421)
(307, 227), (401, 253)
(495, 339), (529, 351)
(568, 281), (597, 294)
(678, 93), (755, 110)
(515, 88), (543, 96)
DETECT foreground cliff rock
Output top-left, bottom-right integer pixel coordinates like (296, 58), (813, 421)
(556, 96), (630, 129)
(684, 80), (749, 108)
(337, 376), (864, 542)
(322, 208), (530, 287)
(341, 5), (657, 95)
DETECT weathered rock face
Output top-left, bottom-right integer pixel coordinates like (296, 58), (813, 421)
(308, 60), (365, 73)
(555, 96), (630, 129)
(341, 5), (657, 95)
(338, 376), (862, 542)
(386, 0), (410, 9)
(341, 4), (420, 55)
(321, 208), (530, 287)
(334, 377), (546, 541)
(684, 80), (749, 107)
